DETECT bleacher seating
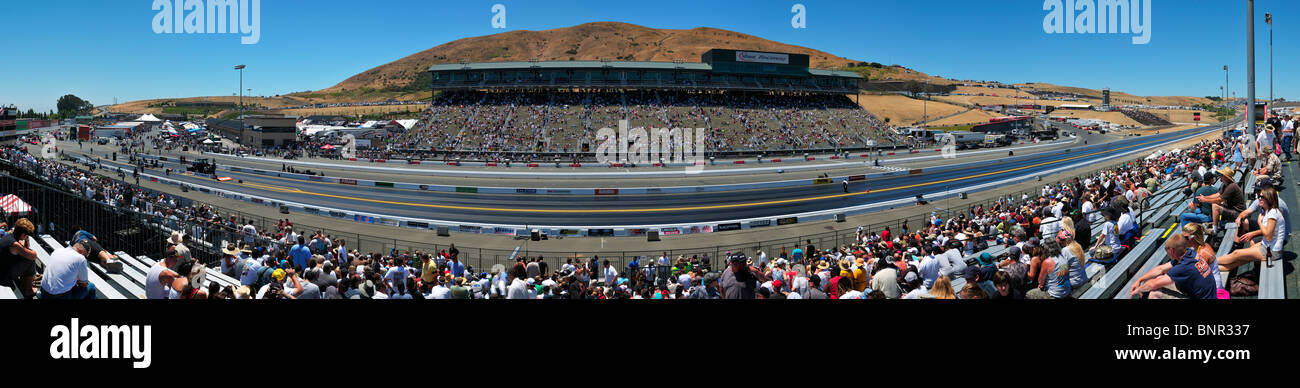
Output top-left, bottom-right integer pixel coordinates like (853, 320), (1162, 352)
(33, 235), (126, 300)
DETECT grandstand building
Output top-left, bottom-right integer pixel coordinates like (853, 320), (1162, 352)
(0, 106), (17, 145)
(205, 115), (298, 147)
(428, 49), (863, 96)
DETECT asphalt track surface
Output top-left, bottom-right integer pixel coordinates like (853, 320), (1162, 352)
(62, 124), (1225, 227)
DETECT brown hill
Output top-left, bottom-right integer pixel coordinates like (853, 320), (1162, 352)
(318, 21), (869, 92)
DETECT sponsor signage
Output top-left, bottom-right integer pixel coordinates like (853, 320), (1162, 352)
(646, 188), (663, 194)
(493, 227), (515, 235)
(735, 51), (789, 64)
(515, 188), (537, 194)
(628, 228), (647, 236)
(776, 217), (799, 226)
(559, 229), (582, 236)
(339, 178), (358, 185)
(716, 223), (742, 231)
(813, 178), (832, 185)
(546, 189), (572, 194)
(748, 220), (772, 228)
(375, 182), (394, 188)
(847, 175), (866, 182)
(419, 185), (429, 190)
(661, 228), (681, 235)
(308, 175), (322, 181)
(328, 211), (347, 218)
(302, 207), (319, 214)
(406, 221), (429, 228)
(595, 188), (619, 195)
(455, 187), (478, 193)
(458, 225), (482, 233)
(588, 229), (615, 236)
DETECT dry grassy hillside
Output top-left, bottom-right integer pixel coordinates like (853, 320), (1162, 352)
(319, 22), (865, 93)
(1018, 83), (1212, 107)
(857, 94), (967, 125)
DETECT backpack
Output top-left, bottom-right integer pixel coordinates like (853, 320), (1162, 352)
(256, 266), (273, 289)
(1228, 274), (1258, 297)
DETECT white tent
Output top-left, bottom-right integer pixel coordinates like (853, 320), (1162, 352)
(395, 119), (418, 130)
(137, 114), (162, 122)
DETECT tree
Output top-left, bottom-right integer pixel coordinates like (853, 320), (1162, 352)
(56, 94), (93, 117)
(905, 80), (923, 97)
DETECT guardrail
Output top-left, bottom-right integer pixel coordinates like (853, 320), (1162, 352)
(3, 137), (1196, 276)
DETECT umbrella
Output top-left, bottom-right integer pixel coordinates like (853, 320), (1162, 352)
(0, 194), (33, 217)
(202, 139), (215, 144)
(320, 144), (336, 150)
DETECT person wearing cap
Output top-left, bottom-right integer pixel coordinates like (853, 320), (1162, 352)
(168, 261), (209, 300)
(870, 261), (901, 299)
(448, 277), (470, 299)
(1254, 144), (1283, 184)
(1179, 172), (1221, 231)
(39, 240), (97, 300)
(851, 257), (870, 292)
(1257, 124), (1277, 165)
(720, 254), (758, 299)
(427, 274), (451, 299)
(220, 242), (242, 278)
(937, 240), (967, 281)
(145, 245), (184, 299)
(1196, 166), (1247, 234)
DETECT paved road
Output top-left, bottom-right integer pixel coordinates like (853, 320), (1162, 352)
(61, 124), (1227, 227)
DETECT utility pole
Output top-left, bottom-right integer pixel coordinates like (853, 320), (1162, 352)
(1267, 12), (1273, 116)
(235, 64), (246, 145)
(1248, 0), (1257, 138)
(1225, 65), (1230, 103)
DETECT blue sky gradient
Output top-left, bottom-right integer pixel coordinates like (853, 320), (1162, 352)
(1, 0), (1294, 112)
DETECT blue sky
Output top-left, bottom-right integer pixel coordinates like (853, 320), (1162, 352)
(1, 0), (1295, 112)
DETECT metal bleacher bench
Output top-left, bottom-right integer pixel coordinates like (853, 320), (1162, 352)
(1238, 172), (1285, 299)
(1216, 223), (1239, 292)
(1081, 224), (1165, 299)
(34, 235), (126, 300)
(1108, 186), (1200, 291)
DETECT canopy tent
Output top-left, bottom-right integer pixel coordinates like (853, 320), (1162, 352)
(320, 144), (336, 150)
(0, 194), (34, 217)
(136, 114), (162, 122)
(202, 139), (215, 144)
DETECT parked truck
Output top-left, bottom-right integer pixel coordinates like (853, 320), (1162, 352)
(947, 131), (985, 149)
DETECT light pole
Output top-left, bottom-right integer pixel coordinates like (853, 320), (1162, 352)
(1248, 0), (1257, 138)
(234, 64), (245, 145)
(1267, 12), (1273, 116)
(1224, 65), (1229, 103)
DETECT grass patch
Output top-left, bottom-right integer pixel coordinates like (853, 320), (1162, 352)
(927, 124), (976, 132)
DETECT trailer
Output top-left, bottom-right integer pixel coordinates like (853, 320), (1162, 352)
(946, 131), (985, 149)
(75, 125), (92, 141)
